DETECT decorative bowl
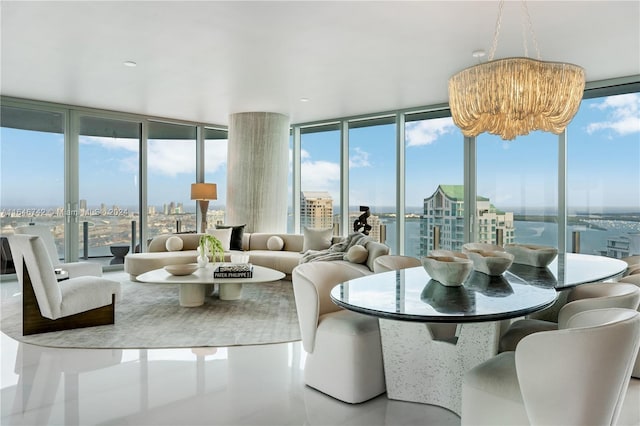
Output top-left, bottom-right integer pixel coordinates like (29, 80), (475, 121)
(164, 263), (198, 276)
(463, 249), (514, 276)
(421, 254), (473, 287)
(504, 243), (558, 267)
(462, 242), (505, 254)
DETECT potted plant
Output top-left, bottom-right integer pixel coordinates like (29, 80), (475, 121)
(197, 234), (225, 267)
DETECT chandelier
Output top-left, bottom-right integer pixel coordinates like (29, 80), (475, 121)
(448, 0), (585, 141)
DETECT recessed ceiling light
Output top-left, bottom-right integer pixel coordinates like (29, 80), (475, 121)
(300, 98), (310, 102)
(123, 61), (137, 67)
(472, 50), (486, 59)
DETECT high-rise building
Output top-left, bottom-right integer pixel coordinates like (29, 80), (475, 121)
(301, 191), (333, 229)
(420, 185), (514, 255)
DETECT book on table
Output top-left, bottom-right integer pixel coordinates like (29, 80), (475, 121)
(214, 263), (253, 278)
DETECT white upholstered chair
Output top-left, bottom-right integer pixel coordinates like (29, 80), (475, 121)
(8, 234), (121, 335)
(14, 225), (102, 279)
(372, 255), (421, 273)
(462, 308), (640, 426)
(292, 261), (386, 403)
(619, 274), (640, 378)
(499, 281), (640, 353)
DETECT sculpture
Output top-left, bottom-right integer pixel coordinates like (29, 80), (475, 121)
(353, 206), (372, 235)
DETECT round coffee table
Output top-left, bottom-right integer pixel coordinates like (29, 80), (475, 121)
(135, 263), (285, 307)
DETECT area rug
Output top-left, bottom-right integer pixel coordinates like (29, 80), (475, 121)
(0, 272), (301, 349)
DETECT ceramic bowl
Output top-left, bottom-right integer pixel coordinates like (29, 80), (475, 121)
(504, 243), (558, 267)
(463, 249), (514, 276)
(164, 263), (198, 276)
(421, 254), (473, 287)
(462, 242), (505, 254)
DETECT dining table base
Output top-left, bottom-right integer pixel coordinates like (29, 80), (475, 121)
(378, 318), (511, 416)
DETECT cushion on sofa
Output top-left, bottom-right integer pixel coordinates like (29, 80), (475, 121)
(248, 233), (304, 252)
(365, 240), (391, 272)
(249, 250), (303, 275)
(165, 236), (183, 252)
(303, 227), (333, 252)
(344, 245), (368, 264)
(216, 224), (245, 250)
(267, 236), (285, 251)
(148, 233), (204, 252)
(207, 228), (232, 251)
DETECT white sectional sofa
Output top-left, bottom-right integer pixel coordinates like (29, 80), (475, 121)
(124, 232), (390, 281)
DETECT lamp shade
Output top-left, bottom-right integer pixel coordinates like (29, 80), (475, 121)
(190, 183), (217, 200)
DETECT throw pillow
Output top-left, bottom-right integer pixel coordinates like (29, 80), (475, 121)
(207, 228), (232, 251)
(344, 245), (368, 264)
(302, 226), (333, 252)
(267, 235), (285, 251)
(165, 236), (183, 252)
(216, 224), (246, 251)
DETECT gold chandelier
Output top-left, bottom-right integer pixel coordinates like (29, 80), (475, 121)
(448, 1), (585, 141)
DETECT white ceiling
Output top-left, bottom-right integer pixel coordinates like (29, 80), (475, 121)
(2, 1), (639, 126)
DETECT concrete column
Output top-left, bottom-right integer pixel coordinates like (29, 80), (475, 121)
(227, 112), (289, 233)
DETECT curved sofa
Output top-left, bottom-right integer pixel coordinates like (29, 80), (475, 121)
(124, 232), (390, 281)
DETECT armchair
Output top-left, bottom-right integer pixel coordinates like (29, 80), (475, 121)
(14, 225), (102, 279)
(462, 308), (640, 426)
(292, 261), (386, 403)
(8, 234), (121, 335)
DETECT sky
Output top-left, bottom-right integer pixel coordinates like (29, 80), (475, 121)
(1, 93), (639, 214)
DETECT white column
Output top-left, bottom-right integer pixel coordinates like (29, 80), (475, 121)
(227, 112), (289, 233)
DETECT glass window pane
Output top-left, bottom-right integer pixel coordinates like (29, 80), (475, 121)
(477, 131), (557, 248)
(147, 122), (196, 239)
(79, 116), (140, 261)
(348, 120), (396, 246)
(567, 93), (640, 258)
(1, 106), (65, 271)
(204, 127), (228, 228)
(300, 126), (340, 233)
(404, 116), (463, 256)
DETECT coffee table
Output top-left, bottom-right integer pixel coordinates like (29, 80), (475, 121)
(135, 263), (285, 307)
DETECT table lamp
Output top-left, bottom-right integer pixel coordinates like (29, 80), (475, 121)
(191, 183), (217, 232)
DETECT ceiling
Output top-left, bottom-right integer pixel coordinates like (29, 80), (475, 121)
(2, 1), (639, 126)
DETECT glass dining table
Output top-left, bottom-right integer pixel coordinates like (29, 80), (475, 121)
(329, 253), (627, 415)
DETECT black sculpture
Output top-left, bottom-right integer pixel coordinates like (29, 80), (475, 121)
(353, 206), (372, 235)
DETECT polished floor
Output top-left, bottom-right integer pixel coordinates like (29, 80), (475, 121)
(1, 273), (639, 426)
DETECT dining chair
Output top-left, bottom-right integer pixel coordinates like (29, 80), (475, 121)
(8, 234), (121, 335)
(499, 281), (640, 352)
(618, 274), (640, 378)
(292, 261), (386, 403)
(372, 255), (421, 273)
(14, 225), (103, 279)
(462, 307), (640, 426)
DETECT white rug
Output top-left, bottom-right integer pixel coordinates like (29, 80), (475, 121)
(1, 272), (301, 349)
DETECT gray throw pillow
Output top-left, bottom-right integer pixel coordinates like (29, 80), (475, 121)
(302, 226), (333, 252)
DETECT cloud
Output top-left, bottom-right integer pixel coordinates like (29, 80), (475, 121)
(406, 117), (457, 147)
(300, 149), (340, 194)
(586, 93), (640, 136)
(349, 147), (371, 168)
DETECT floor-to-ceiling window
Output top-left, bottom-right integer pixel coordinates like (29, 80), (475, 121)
(299, 124), (341, 233)
(78, 115), (140, 261)
(566, 91), (640, 257)
(0, 105), (65, 273)
(348, 117), (396, 246)
(404, 113), (464, 257)
(476, 131), (558, 249)
(204, 127), (228, 228)
(147, 122), (197, 238)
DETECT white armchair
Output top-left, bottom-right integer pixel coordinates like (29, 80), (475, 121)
(9, 234), (121, 335)
(292, 261), (386, 403)
(462, 308), (640, 426)
(14, 225), (102, 279)
(499, 281), (640, 352)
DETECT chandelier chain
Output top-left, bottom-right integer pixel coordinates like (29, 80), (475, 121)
(521, 0), (541, 59)
(488, 0), (504, 61)
(489, 0), (541, 61)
